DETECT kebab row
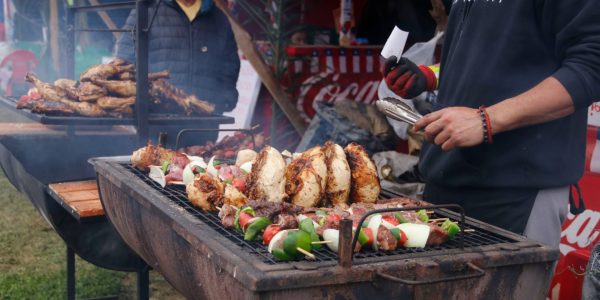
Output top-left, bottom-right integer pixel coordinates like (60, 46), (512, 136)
(217, 199), (461, 261)
(18, 58), (215, 117)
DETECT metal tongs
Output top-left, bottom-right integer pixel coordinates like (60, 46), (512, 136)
(375, 97), (423, 126)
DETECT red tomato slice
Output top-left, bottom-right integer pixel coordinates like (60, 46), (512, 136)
(232, 178), (245, 192)
(397, 229), (408, 246)
(362, 227), (374, 246)
(262, 224), (281, 245)
(238, 212), (253, 230)
(382, 215), (400, 226)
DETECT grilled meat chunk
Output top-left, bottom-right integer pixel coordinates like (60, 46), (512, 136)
(323, 142), (351, 206)
(150, 79), (215, 114)
(243, 200), (304, 221)
(345, 143), (381, 203)
(31, 100), (76, 115)
(131, 143), (177, 171)
(91, 78), (136, 97)
(57, 99), (107, 117)
(219, 204), (238, 229)
(77, 82), (107, 102)
(275, 214), (298, 229)
(246, 146), (287, 203)
(54, 79), (76, 90)
(96, 96), (135, 110)
(80, 63), (134, 81)
(25, 73), (67, 102)
(285, 146), (327, 208)
(377, 225), (398, 251)
(426, 224), (450, 246)
(187, 173), (225, 211)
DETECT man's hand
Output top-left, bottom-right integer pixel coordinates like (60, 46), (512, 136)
(413, 107), (484, 151)
(383, 56), (437, 99)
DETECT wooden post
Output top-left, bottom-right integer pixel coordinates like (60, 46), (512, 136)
(49, 0), (60, 74)
(338, 219), (353, 268)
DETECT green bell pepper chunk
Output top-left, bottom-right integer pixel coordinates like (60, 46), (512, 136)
(299, 218), (321, 249)
(417, 209), (429, 223)
(244, 217), (271, 241)
(315, 210), (327, 217)
(272, 248), (293, 261)
(357, 228), (369, 246)
(283, 230), (312, 258)
(395, 212), (408, 224)
(441, 219), (460, 239)
(161, 160), (171, 174)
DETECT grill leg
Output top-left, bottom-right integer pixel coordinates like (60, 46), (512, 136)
(137, 264), (150, 300)
(67, 247), (75, 300)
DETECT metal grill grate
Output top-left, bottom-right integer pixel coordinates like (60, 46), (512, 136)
(124, 164), (516, 265)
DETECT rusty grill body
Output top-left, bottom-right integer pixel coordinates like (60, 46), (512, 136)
(94, 158), (559, 299)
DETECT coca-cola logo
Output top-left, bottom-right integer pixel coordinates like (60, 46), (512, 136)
(296, 72), (381, 122)
(559, 209), (600, 256)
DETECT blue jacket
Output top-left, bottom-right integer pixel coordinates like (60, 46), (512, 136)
(420, 0), (600, 189)
(114, 0), (240, 114)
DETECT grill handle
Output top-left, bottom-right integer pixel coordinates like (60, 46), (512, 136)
(347, 204), (466, 264)
(375, 262), (485, 285)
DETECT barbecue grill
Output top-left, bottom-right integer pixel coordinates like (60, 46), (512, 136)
(94, 157), (559, 299)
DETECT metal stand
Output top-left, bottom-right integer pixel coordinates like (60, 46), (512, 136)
(65, 246), (150, 300)
(137, 265), (150, 300)
(67, 247), (76, 300)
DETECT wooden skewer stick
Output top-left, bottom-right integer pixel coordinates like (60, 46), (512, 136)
(216, 206), (222, 212)
(297, 247), (316, 260)
(426, 210), (435, 214)
(463, 229), (476, 233)
(429, 218), (449, 222)
(311, 241), (332, 245)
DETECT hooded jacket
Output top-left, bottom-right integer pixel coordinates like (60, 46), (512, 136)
(114, 0), (240, 114)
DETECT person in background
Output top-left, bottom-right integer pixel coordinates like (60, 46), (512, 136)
(115, 0), (240, 146)
(382, 0), (600, 253)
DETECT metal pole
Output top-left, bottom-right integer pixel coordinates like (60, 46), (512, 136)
(67, 247), (75, 300)
(135, 0), (150, 144)
(65, 2), (75, 79)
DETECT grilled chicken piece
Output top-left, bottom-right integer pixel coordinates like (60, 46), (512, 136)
(187, 173), (225, 211)
(118, 70), (170, 81)
(77, 82), (107, 102)
(131, 143), (177, 171)
(246, 146), (287, 202)
(31, 100), (75, 115)
(97, 96), (135, 110)
(91, 78), (136, 97)
(108, 58), (128, 66)
(25, 73), (67, 102)
(57, 99), (107, 117)
(186, 173), (248, 211)
(285, 146), (327, 208)
(54, 79), (76, 90)
(150, 79), (215, 114)
(118, 72), (134, 81)
(323, 142), (351, 206)
(345, 143), (381, 203)
(80, 64), (134, 81)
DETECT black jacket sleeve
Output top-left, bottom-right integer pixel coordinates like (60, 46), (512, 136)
(216, 23), (241, 113)
(541, 0), (600, 110)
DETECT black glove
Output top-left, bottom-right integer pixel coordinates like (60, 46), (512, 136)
(383, 56), (437, 99)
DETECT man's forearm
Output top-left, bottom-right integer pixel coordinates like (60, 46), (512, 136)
(487, 77), (576, 135)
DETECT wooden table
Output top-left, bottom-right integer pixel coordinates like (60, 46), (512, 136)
(48, 180), (104, 222)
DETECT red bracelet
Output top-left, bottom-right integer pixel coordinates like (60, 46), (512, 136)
(478, 105), (493, 144)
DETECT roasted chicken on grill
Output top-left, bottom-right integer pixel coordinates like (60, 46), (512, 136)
(57, 98), (107, 117)
(345, 143), (381, 204)
(246, 146), (287, 203)
(150, 79), (215, 114)
(77, 82), (107, 102)
(323, 142), (351, 206)
(96, 96), (135, 111)
(131, 142), (177, 171)
(25, 73), (67, 102)
(91, 78), (136, 97)
(186, 173), (248, 211)
(31, 100), (76, 115)
(80, 63), (135, 82)
(285, 146), (327, 208)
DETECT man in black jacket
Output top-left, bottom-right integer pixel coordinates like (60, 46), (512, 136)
(115, 0), (240, 145)
(383, 0), (600, 250)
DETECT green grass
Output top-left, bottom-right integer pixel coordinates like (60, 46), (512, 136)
(0, 170), (183, 299)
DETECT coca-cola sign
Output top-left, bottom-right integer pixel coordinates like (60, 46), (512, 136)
(285, 46), (383, 123)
